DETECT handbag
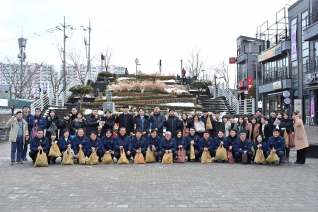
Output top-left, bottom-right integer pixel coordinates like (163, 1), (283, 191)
(47, 122), (58, 133)
(161, 152), (173, 164)
(215, 144), (228, 161)
(102, 150), (114, 164)
(289, 133), (295, 147)
(228, 150), (234, 164)
(206, 116), (213, 130)
(190, 144), (195, 160)
(31, 123), (38, 138)
(254, 148), (266, 164)
(48, 143), (62, 157)
(283, 129), (289, 147)
(117, 149), (129, 164)
(145, 147), (156, 163)
(194, 121), (205, 133)
(177, 148), (186, 163)
(34, 150), (48, 167)
(242, 153), (248, 164)
(134, 150), (145, 164)
(87, 151), (99, 165)
(201, 151), (212, 163)
(61, 149), (74, 165)
(78, 147), (86, 165)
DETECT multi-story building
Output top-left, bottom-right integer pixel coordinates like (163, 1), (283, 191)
(236, 36), (264, 100)
(302, 0), (318, 124)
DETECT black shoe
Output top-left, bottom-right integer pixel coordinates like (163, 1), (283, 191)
(48, 160), (51, 164)
(52, 159), (56, 164)
(98, 159), (102, 163)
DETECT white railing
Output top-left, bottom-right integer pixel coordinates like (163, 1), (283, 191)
(236, 99), (255, 114)
(30, 93), (50, 114)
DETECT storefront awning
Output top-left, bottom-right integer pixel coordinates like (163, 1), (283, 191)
(303, 85), (318, 90)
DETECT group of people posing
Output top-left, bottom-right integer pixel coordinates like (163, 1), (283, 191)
(7, 104), (309, 165)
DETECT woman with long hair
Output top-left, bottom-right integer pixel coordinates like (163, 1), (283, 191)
(233, 116), (247, 135)
(193, 114), (205, 138)
(292, 112), (309, 164)
(246, 117), (260, 143)
(279, 112), (293, 163)
(181, 113), (193, 138)
(46, 109), (60, 139)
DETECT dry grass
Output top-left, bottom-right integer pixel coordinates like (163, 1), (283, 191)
(109, 80), (167, 93)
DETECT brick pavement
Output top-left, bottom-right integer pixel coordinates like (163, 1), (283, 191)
(0, 136), (317, 211)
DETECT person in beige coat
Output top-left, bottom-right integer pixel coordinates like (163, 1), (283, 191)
(6, 111), (29, 165)
(292, 112), (309, 164)
(245, 117), (260, 143)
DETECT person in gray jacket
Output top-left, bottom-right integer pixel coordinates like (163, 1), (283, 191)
(149, 105), (165, 138)
(6, 111), (29, 165)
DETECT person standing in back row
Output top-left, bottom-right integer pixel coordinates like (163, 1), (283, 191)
(86, 108), (100, 136)
(22, 106), (33, 161)
(164, 109), (182, 138)
(149, 105), (165, 138)
(115, 105), (134, 137)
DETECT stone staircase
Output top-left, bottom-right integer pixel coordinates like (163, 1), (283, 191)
(198, 96), (235, 114)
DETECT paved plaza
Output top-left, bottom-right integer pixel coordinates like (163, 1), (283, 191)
(0, 127), (317, 212)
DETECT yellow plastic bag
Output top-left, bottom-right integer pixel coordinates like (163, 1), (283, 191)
(283, 129), (289, 147)
(190, 144), (195, 160)
(61, 149), (74, 165)
(117, 149), (129, 164)
(34, 150), (48, 167)
(78, 147), (86, 165)
(215, 144), (228, 161)
(102, 150), (114, 164)
(87, 151), (99, 165)
(48, 143), (62, 157)
(266, 148), (280, 163)
(161, 152), (173, 164)
(145, 147), (156, 163)
(206, 116), (213, 130)
(254, 148), (266, 164)
(134, 151), (145, 164)
(201, 151), (212, 163)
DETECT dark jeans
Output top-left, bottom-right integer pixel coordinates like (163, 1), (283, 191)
(11, 137), (23, 162)
(235, 151), (253, 162)
(21, 140), (29, 160)
(29, 150), (49, 162)
(285, 147), (290, 157)
(114, 150), (131, 160)
(296, 148), (307, 164)
(186, 149), (200, 161)
(266, 151), (284, 162)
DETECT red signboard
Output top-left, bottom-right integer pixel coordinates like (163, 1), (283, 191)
(247, 77), (253, 85)
(239, 81), (244, 88)
(229, 57), (236, 64)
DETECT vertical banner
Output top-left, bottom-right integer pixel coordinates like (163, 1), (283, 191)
(311, 97), (315, 117)
(291, 22), (297, 61)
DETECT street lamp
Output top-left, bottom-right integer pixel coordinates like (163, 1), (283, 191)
(135, 58), (141, 75)
(16, 37), (27, 115)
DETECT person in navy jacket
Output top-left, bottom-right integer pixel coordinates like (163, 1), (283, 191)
(185, 127), (201, 161)
(100, 129), (115, 160)
(267, 128), (285, 164)
(146, 130), (161, 162)
(48, 132), (59, 164)
(235, 133), (252, 163)
(86, 131), (102, 162)
(227, 129), (239, 161)
(254, 134), (268, 158)
(174, 130), (187, 156)
(213, 130), (228, 161)
(131, 130), (147, 158)
(58, 129), (73, 153)
(28, 108), (46, 137)
(114, 127), (131, 160)
(73, 128), (89, 160)
(159, 131), (177, 160)
(29, 129), (49, 164)
(199, 131), (214, 158)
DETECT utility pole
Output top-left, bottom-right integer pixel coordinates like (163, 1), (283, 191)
(87, 19), (91, 83)
(62, 16), (66, 107)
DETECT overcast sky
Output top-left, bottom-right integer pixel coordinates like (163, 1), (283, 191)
(0, 0), (296, 86)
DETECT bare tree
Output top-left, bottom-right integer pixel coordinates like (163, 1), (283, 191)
(67, 49), (88, 85)
(0, 56), (45, 106)
(185, 48), (208, 78)
(102, 47), (114, 72)
(47, 66), (71, 103)
(211, 59), (230, 88)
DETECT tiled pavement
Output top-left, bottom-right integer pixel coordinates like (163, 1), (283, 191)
(0, 128), (317, 211)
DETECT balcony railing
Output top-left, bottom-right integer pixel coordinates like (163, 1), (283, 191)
(308, 9), (318, 26)
(308, 56), (318, 72)
(262, 69), (290, 84)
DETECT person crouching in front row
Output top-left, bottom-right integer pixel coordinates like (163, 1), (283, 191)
(159, 131), (177, 161)
(213, 130), (229, 162)
(100, 129), (115, 161)
(87, 131), (102, 162)
(131, 130), (147, 160)
(73, 128), (89, 163)
(114, 127), (131, 161)
(48, 132), (59, 164)
(146, 130), (161, 162)
(254, 134), (268, 158)
(266, 129), (285, 165)
(185, 127), (201, 161)
(199, 131), (215, 160)
(57, 129), (74, 163)
(29, 129), (49, 164)
(234, 133), (252, 164)
(174, 130), (187, 157)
